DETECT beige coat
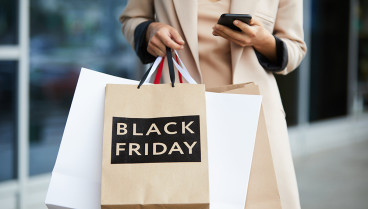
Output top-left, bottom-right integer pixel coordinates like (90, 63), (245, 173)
(120, 1), (307, 209)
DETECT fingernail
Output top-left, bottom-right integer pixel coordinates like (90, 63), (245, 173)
(234, 20), (239, 25)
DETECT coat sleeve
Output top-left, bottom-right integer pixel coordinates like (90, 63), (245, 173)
(119, 0), (155, 50)
(273, 0), (307, 75)
(255, 35), (288, 72)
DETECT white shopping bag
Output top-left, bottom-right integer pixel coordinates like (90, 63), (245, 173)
(45, 67), (261, 209)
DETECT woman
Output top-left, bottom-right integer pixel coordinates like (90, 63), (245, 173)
(120, 0), (306, 208)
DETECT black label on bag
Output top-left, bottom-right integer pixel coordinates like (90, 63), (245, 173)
(111, 115), (201, 164)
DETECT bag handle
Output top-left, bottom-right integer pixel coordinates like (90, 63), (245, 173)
(154, 56), (165, 84)
(171, 50), (197, 84)
(177, 53), (184, 83)
(154, 53), (183, 84)
(137, 48), (197, 89)
(167, 48), (176, 87)
(138, 47), (175, 88)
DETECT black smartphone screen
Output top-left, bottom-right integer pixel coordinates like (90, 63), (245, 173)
(217, 14), (252, 31)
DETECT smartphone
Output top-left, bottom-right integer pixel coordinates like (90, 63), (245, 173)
(217, 14), (252, 31)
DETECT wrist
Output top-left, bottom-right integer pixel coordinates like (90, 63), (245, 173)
(253, 32), (275, 51)
(146, 22), (157, 43)
(253, 33), (277, 62)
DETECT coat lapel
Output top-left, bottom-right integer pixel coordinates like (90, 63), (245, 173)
(173, 0), (201, 78)
(173, 0), (256, 83)
(230, 0), (256, 79)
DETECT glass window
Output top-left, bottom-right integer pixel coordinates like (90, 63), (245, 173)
(309, 0), (349, 121)
(0, 61), (17, 182)
(358, 0), (368, 111)
(275, 70), (299, 126)
(29, 0), (142, 175)
(0, 0), (18, 44)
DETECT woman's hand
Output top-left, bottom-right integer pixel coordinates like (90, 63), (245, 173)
(146, 22), (185, 57)
(212, 19), (277, 62)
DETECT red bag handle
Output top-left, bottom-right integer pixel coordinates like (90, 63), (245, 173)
(153, 56), (165, 84)
(154, 54), (183, 84)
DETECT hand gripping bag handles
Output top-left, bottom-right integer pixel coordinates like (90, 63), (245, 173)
(101, 48), (209, 209)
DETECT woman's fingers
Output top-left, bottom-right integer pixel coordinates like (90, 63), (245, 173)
(233, 20), (255, 38)
(213, 24), (252, 47)
(249, 18), (262, 26)
(213, 24), (243, 41)
(212, 27), (251, 47)
(212, 29), (232, 40)
(157, 30), (183, 50)
(148, 37), (166, 57)
(147, 45), (166, 57)
(146, 22), (185, 57)
(212, 17), (265, 48)
(147, 46), (165, 57)
(170, 29), (185, 46)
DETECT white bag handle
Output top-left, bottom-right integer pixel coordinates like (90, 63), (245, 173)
(142, 56), (163, 85)
(143, 50), (197, 85)
(172, 50), (197, 84)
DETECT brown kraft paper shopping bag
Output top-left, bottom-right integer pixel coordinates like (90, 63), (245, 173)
(101, 83), (209, 209)
(207, 83), (282, 209)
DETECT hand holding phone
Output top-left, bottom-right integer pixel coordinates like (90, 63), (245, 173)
(217, 14), (252, 31)
(214, 14), (277, 62)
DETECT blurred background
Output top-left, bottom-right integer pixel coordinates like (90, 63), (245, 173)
(0, 0), (367, 208)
